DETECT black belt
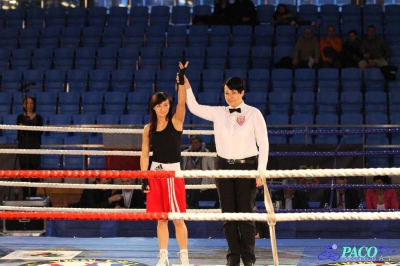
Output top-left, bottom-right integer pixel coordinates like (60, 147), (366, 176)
(217, 155), (257, 165)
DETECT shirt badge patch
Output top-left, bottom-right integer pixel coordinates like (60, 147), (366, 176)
(236, 116), (245, 126)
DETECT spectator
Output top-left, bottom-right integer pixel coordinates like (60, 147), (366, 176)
(341, 30), (363, 68)
(254, 205), (269, 239)
(182, 135), (216, 209)
(366, 175), (398, 210)
(272, 178), (309, 210)
(77, 178), (121, 208)
(292, 27), (320, 69)
(17, 97), (43, 199)
(319, 25), (342, 69)
(358, 25), (392, 70)
(228, 0), (259, 27)
(213, 0), (231, 25)
(271, 4), (296, 26)
(319, 177), (360, 209)
(113, 178), (145, 209)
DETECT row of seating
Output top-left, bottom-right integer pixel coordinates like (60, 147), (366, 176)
(1, 22), (400, 51)
(1, 4), (400, 29)
(0, 67), (395, 95)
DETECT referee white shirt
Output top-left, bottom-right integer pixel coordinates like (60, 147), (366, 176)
(186, 87), (269, 171)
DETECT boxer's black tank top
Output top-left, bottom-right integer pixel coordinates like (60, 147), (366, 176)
(150, 120), (182, 163)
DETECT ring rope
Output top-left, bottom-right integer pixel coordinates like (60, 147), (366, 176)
(1, 168), (400, 179)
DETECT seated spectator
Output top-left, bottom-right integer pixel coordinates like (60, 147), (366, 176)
(73, 178), (121, 208)
(228, 0), (259, 27)
(366, 175), (398, 210)
(358, 25), (392, 70)
(213, 0), (231, 25)
(272, 178), (309, 210)
(292, 27), (320, 69)
(113, 178), (145, 209)
(182, 135), (216, 209)
(254, 205), (269, 239)
(341, 30), (363, 68)
(271, 4), (296, 27)
(319, 177), (360, 209)
(319, 25), (342, 69)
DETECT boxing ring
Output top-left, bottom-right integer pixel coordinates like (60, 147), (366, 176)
(0, 124), (400, 266)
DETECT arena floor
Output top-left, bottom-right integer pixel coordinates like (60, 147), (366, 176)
(1, 236), (400, 266)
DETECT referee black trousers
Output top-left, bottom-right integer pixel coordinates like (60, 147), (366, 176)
(215, 158), (258, 265)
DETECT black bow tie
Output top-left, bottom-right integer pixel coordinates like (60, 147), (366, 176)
(229, 108), (241, 113)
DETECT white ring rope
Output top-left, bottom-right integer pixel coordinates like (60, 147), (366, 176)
(1, 205), (398, 222)
(0, 124), (214, 135)
(0, 181), (216, 190)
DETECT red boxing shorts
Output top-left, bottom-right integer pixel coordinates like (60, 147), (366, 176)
(146, 161), (187, 213)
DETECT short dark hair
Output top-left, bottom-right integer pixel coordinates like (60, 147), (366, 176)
(373, 175), (391, 184)
(224, 77), (245, 93)
(348, 30), (357, 36)
(190, 135), (203, 143)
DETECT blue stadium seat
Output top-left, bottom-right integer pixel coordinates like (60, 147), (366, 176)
(88, 69), (111, 92)
(103, 91), (126, 115)
(1, 114), (18, 141)
(340, 91), (363, 114)
(289, 113), (314, 144)
(389, 91), (400, 115)
(385, 4), (400, 24)
(206, 46), (228, 69)
(247, 68), (269, 92)
(225, 68), (247, 81)
(341, 4), (362, 25)
(6, 8), (25, 29)
(111, 69), (134, 93)
(123, 26), (145, 49)
(26, 8), (45, 29)
(127, 91), (151, 114)
(197, 91), (220, 105)
(75, 46), (96, 70)
(32, 48), (54, 70)
(149, 6), (170, 28)
(364, 67), (386, 92)
(120, 113), (143, 124)
(320, 4), (340, 27)
(317, 68), (339, 92)
(232, 25), (253, 47)
(251, 46), (272, 69)
(292, 91), (315, 114)
(192, 5), (212, 24)
(228, 46), (250, 69)
(298, 4), (318, 24)
(253, 24), (274, 46)
(96, 114), (119, 124)
(67, 69), (89, 93)
(53, 47), (75, 70)
(341, 68), (362, 92)
(171, 6), (191, 25)
(245, 91), (267, 115)
(96, 47), (118, 70)
(185, 68), (202, 94)
(81, 91), (104, 114)
(1, 70), (23, 93)
(201, 69), (225, 92)
(156, 69), (177, 93)
(364, 91), (388, 114)
(0, 28), (19, 50)
(184, 46), (206, 69)
(101, 26), (124, 49)
(108, 6), (128, 27)
(162, 46), (184, 69)
(73, 114), (95, 125)
(273, 45), (294, 65)
(166, 25), (187, 48)
(87, 155), (105, 170)
(66, 7), (87, 27)
(275, 26), (296, 47)
(0, 48), (10, 71)
(44, 69), (66, 93)
(256, 4), (275, 25)
(145, 25), (166, 48)
(87, 6), (107, 27)
(48, 113), (72, 137)
(139, 46), (161, 70)
(271, 68), (293, 93)
(294, 68), (316, 92)
(268, 91), (291, 115)
(118, 46), (140, 70)
(10, 48), (32, 71)
(187, 25), (209, 48)
(81, 26), (103, 48)
(35, 92), (58, 116)
(58, 91), (80, 115)
(314, 113), (339, 144)
(22, 69), (44, 94)
(0, 92), (13, 116)
(266, 113), (289, 144)
(60, 26), (82, 49)
(316, 91), (339, 114)
(134, 69), (155, 91)
(129, 6), (149, 27)
(18, 28), (40, 49)
(46, 7), (66, 28)
(209, 25), (231, 47)
(363, 4), (383, 26)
